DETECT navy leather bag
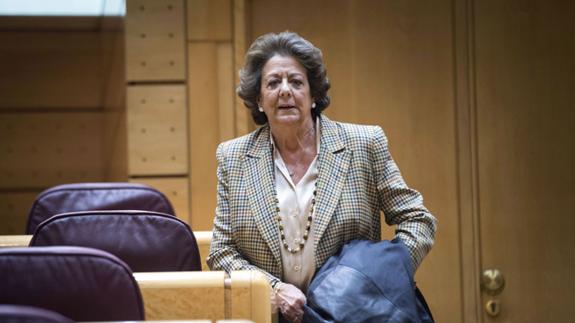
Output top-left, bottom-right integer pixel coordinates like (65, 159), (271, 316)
(303, 239), (434, 323)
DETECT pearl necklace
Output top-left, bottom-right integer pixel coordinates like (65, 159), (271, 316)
(275, 184), (317, 253)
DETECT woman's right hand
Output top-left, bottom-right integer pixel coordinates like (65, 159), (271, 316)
(272, 282), (306, 323)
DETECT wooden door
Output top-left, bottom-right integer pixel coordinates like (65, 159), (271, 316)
(474, 0), (575, 321)
(248, 1), (461, 322)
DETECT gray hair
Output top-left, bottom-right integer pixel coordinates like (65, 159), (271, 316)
(237, 31), (331, 125)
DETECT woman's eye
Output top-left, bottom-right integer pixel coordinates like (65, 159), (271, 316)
(267, 80), (279, 87)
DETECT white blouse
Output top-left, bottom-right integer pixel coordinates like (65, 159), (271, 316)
(271, 124), (320, 293)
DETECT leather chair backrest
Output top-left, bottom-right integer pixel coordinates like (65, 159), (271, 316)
(30, 210), (202, 272)
(0, 304), (74, 323)
(26, 183), (175, 234)
(0, 246), (145, 321)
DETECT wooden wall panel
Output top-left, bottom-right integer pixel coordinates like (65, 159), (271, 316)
(187, 0), (232, 41)
(125, 0), (186, 81)
(249, 1), (459, 322)
(101, 16), (128, 181)
(217, 44), (235, 141)
(232, 0), (252, 135)
(0, 192), (38, 235)
(0, 18), (112, 236)
(0, 16), (100, 31)
(0, 113), (104, 188)
(188, 43), (233, 230)
(130, 177), (190, 224)
(102, 99), (128, 181)
(0, 32), (101, 109)
(127, 85), (188, 175)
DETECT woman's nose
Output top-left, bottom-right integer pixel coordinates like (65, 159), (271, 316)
(279, 79), (291, 96)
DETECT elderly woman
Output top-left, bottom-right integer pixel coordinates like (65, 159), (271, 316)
(207, 31), (436, 322)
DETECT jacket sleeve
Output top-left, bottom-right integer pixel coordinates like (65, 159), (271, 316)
(206, 142), (281, 288)
(370, 126), (437, 269)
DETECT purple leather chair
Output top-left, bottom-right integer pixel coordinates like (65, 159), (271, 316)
(0, 305), (74, 323)
(30, 210), (202, 272)
(26, 183), (175, 234)
(0, 246), (145, 321)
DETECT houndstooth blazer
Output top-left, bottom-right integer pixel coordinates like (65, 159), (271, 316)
(207, 115), (437, 287)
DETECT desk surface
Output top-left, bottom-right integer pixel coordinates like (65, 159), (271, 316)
(0, 235), (31, 247)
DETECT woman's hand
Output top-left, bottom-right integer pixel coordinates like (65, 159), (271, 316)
(272, 282), (306, 323)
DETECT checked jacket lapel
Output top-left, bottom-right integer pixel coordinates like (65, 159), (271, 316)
(314, 116), (352, 268)
(243, 126), (283, 275)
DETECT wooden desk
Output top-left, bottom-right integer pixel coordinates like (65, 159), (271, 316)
(135, 271), (270, 323)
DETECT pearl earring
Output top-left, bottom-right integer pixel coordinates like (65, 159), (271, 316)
(312, 102), (316, 109)
(258, 106), (264, 112)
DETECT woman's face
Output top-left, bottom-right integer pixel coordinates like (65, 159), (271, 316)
(258, 55), (314, 128)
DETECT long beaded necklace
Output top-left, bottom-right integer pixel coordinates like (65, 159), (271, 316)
(275, 183), (317, 253)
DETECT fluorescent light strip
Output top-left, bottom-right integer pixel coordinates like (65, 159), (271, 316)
(0, 0), (125, 16)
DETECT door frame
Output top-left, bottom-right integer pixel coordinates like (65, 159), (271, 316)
(453, 0), (482, 322)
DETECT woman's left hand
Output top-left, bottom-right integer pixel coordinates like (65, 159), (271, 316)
(273, 282), (306, 323)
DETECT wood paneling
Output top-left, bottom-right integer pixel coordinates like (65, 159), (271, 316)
(130, 177), (190, 224)
(232, 0), (252, 135)
(0, 16), (101, 31)
(101, 16), (128, 181)
(188, 42), (232, 230)
(249, 1), (459, 322)
(475, 1), (575, 321)
(0, 192), (38, 235)
(127, 85), (188, 175)
(0, 113), (104, 188)
(102, 100), (127, 181)
(217, 44), (235, 142)
(125, 0), (186, 81)
(0, 32), (102, 109)
(187, 0), (232, 41)
(0, 18), (116, 236)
